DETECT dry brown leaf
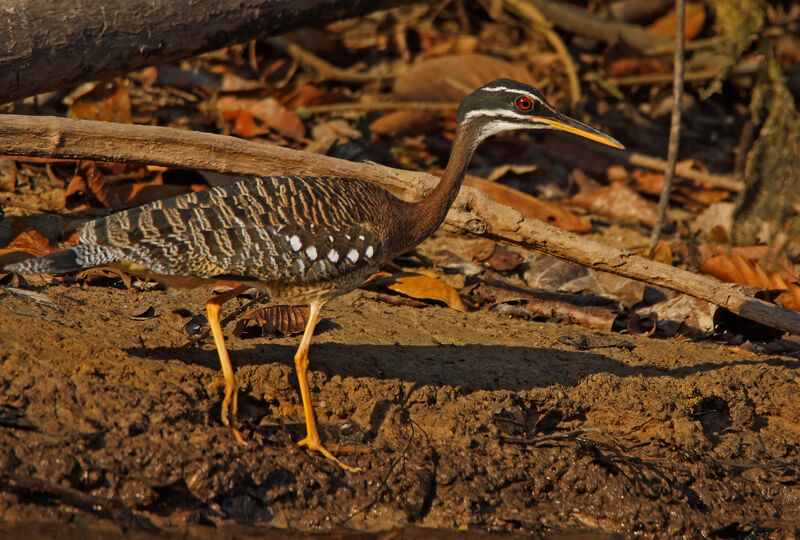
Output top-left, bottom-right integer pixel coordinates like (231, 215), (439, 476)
(650, 241), (673, 265)
(464, 176), (591, 233)
(272, 84), (345, 108)
(567, 183), (658, 227)
(641, 295), (717, 339)
(76, 266), (132, 288)
(216, 95), (306, 139)
(485, 244), (523, 272)
(0, 224), (56, 271)
(67, 80), (132, 123)
(368, 272), (468, 312)
(86, 164), (124, 209)
(393, 54), (536, 101)
(606, 57), (669, 78)
(699, 250), (800, 312)
(629, 170), (664, 195)
(3, 229), (53, 258)
(523, 253), (645, 308)
(231, 110), (262, 138)
(370, 110), (439, 138)
(647, 2), (707, 41)
(233, 305), (310, 338)
(119, 182), (195, 207)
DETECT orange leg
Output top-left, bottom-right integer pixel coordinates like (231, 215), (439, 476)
(295, 301), (359, 472)
(205, 285), (249, 444)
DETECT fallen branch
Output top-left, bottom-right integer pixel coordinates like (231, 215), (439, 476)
(0, 0), (417, 104)
(1, 114), (799, 334)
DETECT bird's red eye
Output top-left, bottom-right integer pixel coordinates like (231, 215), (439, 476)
(516, 96), (533, 111)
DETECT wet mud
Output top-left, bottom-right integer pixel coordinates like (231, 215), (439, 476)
(1, 235), (799, 538)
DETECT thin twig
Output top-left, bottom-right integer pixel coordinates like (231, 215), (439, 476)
(300, 101), (458, 115)
(267, 37), (396, 83)
(649, 0), (685, 255)
(593, 146), (743, 191)
(503, 0), (581, 109)
(606, 61), (770, 87)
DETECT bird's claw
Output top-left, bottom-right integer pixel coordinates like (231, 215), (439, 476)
(298, 435), (360, 472)
(212, 377), (246, 444)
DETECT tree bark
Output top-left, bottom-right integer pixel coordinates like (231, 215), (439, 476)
(0, 0), (415, 105)
(2, 113), (800, 334)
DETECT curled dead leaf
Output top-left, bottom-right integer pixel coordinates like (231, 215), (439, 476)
(67, 80), (132, 123)
(393, 54), (536, 101)
(216, 95), (306, 140)
(366, 272), (468, 312)
(464, 176), (591, 233)
(370, 110), (439, 138)
(567, 182), (659, 227)
(234, 305), (310, 338)
(0, 222), (56, 272)
(647, 2), (707, 41)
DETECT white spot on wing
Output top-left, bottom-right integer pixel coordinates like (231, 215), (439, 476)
(358, 235), (365, 241)
(289, 235), (302, 251)
(346, 249), (359, 263)
(328, 235), (334, 242)
(365, 245), (374, 258)
(306, 246), (317, 260)
(327, 249), (339, 263)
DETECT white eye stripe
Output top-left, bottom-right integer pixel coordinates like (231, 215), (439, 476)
(463, 109), (534, 122)
(481, 85), (532, 93)
(476, 121), (547, 143)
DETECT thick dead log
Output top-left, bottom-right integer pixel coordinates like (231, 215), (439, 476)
(1, 113), (800, 335)
(0, 0), (415, 104)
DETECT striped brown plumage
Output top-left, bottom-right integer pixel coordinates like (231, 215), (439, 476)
(79, 176), (391, 301)
(5, 79), (623, 470)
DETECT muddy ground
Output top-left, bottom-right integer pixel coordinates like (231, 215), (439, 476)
(1, 230), (800, 538)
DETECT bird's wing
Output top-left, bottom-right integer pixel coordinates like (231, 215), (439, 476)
(78, 176), (386, 282)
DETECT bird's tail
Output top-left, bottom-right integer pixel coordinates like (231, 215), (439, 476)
(3, 245), (121, 275)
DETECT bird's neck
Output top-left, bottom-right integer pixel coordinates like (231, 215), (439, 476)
(401, 125), (478, 248)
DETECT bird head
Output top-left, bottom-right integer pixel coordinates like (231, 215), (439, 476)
(457, 78), (624, 149)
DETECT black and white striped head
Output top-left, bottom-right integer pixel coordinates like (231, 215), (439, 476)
(457, 78), (624, 149)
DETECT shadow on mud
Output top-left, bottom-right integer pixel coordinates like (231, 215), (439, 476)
(125, 341), (800, 393)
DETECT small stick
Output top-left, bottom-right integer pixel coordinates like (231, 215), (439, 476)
(649, 0), (685, 255)
(267, 37), (395, 83)
(300, 101), (458, 115)
(592, 146), (743, 191)
(503, 0), (581, 109)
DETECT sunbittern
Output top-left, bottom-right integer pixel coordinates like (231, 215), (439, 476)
(6, 79), (623, 470)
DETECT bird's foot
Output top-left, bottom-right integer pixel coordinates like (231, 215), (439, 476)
(298, 435), (360, 472)
(211, 378), (246, 445)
